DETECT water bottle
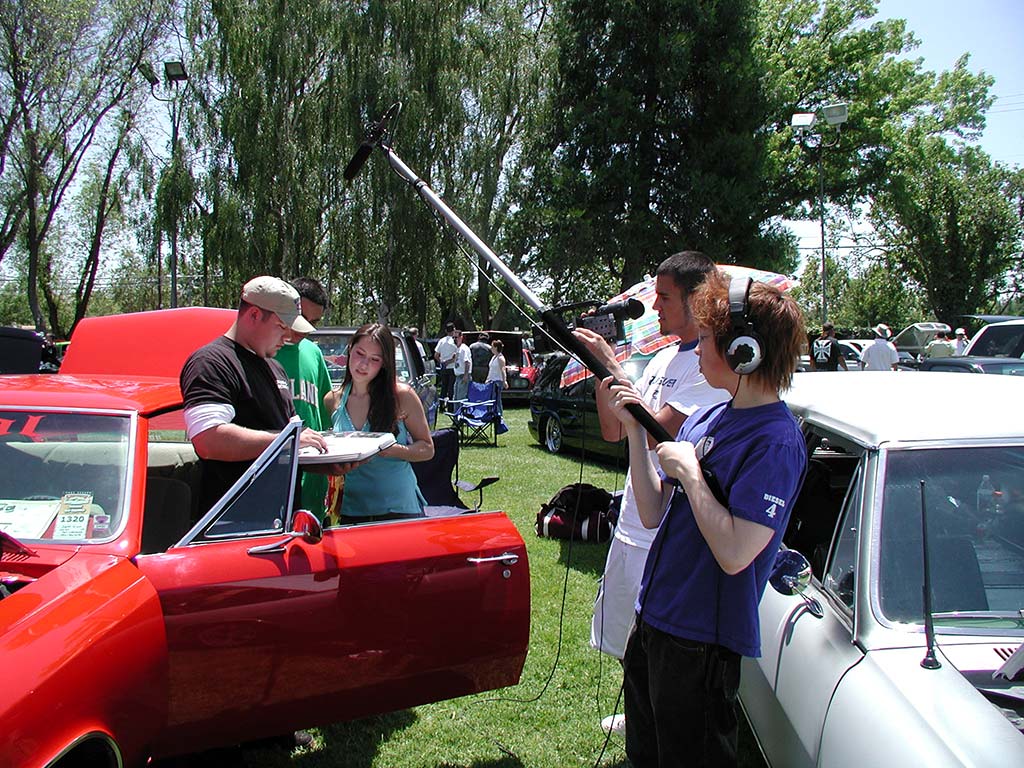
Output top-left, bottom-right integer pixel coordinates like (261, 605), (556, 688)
(977, 474), (995, 516)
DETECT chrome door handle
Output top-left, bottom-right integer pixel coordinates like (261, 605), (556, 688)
(467, 552), (519, 565)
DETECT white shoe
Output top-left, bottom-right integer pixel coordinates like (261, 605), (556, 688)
(601, 713), (626, 736)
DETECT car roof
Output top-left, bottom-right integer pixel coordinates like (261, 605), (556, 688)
(0, 373), (183, 414)
(785, 372), (1024, 447)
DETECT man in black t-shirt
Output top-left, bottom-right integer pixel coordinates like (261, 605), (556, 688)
(810, 322), (848, 371)
(181, 276), (335, 513)
(469, 332), (491, 383)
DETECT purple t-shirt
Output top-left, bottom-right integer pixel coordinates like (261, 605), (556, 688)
(638, 399), (807, 657)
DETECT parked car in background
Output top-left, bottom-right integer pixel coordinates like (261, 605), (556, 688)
(0, 326), (61, 373)
(913, 355), (1024, 375)
(891, 321), (951, 362)
(461, 330), (537, 402)
(311, 326), (437, 428)
(740, 372), (1024, 767)
(527, 352), (651, 460)
(1, 308), (530, 768)
(965, 318), (1024, 359)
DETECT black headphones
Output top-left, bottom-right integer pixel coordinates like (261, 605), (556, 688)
(725, 277), (764, 375)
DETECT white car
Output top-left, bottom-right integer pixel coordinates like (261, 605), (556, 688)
(740, 372), (1024, 767)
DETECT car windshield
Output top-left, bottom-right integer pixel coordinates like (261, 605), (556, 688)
(878, 445), (1024, 631)
(0, 410), (131, 543)
(314, 332), (411, 386)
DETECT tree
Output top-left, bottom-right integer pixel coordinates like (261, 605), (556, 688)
(872, 139), (1022, 324)
(0, 0), (169, 333)
(517, 0), (773, 295)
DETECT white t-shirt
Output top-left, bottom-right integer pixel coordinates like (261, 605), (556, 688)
(615, 343), (728, 548)
(860, 338), (899, 371)
(457, 343), (472, 375)
(435, 335), (457, 368)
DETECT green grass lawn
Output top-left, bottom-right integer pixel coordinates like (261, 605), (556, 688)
(172, 406), (766, 767)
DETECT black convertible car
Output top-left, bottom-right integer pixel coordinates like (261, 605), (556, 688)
(527, 352), (650, 461)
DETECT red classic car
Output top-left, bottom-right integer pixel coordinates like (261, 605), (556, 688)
(0, 308), (530, 768)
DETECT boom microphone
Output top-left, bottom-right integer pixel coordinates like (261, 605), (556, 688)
(594, 298), (645, 320)
(343, 103), (401, 182)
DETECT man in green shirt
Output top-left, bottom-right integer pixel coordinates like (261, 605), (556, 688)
(275, 277), (333, 517)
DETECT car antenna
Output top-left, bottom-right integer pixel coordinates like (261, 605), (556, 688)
(919, 479), (941, 670)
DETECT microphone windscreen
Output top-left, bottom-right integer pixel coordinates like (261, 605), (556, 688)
(343, 143), (373, 181)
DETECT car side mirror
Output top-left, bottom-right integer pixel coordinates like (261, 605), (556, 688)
(291, 509), (323, 544)
(770, 548), (823, 618)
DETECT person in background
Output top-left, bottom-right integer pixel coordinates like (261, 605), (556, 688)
(859, 323), (900, 371)
(485, 338), (507, 413)
(925, 330), (956, 358)
(454, 331), (472, 401)
(606, 270), (807, 768)
(810, 322), (848, 371)
(408, 326), (428, 362)
(434, 322), (458, 401)
(955, 327), (969, 356)
(574, 251), (727, 738)
(274, 277), (333, 517)
(327, 323), (434, 524)
(469, 332), (492, 383)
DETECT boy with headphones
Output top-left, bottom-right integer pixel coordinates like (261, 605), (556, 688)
(607, 269), (807, 768)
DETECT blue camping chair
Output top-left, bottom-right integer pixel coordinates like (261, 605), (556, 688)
(448, 381), (508, 447)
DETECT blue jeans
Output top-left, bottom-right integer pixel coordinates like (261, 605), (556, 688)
(623, 619), (740, 768)
(489, 380), (504, 414)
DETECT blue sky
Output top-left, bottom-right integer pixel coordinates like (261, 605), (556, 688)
(875, 0), (1024, 167)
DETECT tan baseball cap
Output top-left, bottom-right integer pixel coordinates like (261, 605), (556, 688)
(241, 276), (316, 333)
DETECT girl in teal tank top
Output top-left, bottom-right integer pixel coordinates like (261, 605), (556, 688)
(325, 324), (434, 524)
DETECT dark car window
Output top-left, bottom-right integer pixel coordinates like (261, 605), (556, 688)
(927, 364), (973, 373)
(986, 362), (1024, 376)
(193, 429), (298, 541)
(824, 461), (863, 612)
(968, 325), (1024, 358)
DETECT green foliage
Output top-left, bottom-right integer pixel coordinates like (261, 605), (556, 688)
(519, 0), (776, 292)
(872, 139), (1022, 324)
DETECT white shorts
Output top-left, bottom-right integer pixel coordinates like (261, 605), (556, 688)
(590, 535), (650, 659)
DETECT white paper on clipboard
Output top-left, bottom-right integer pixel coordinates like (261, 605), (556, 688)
(298, 431), (397, 465)
(0, 499), (62, 539)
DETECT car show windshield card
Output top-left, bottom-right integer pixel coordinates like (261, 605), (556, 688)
(0, 499), (62, 539)
(52, 492), (95, 539)
(298, 431), (397, 465)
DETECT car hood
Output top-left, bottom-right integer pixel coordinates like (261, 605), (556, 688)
(0, 547), (120, 634)
(867, 643), (1024, 754)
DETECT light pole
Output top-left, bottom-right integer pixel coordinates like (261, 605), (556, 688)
(792, 103), (848, 326)
(139, 60), (189, 308)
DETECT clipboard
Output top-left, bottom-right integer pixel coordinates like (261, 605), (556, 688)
(298, 431), (397, 465)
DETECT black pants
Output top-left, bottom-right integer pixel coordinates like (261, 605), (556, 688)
(623, 620), (740, 768)
(438, 367), (455, 401)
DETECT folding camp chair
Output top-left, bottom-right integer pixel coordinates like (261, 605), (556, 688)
(413, 428), (498, 516)
(447, 381), (509, 447)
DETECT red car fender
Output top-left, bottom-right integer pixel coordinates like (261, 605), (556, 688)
(0, 552), (168, 768)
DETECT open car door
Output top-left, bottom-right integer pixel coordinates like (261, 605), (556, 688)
(136, 422), (529, 758)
